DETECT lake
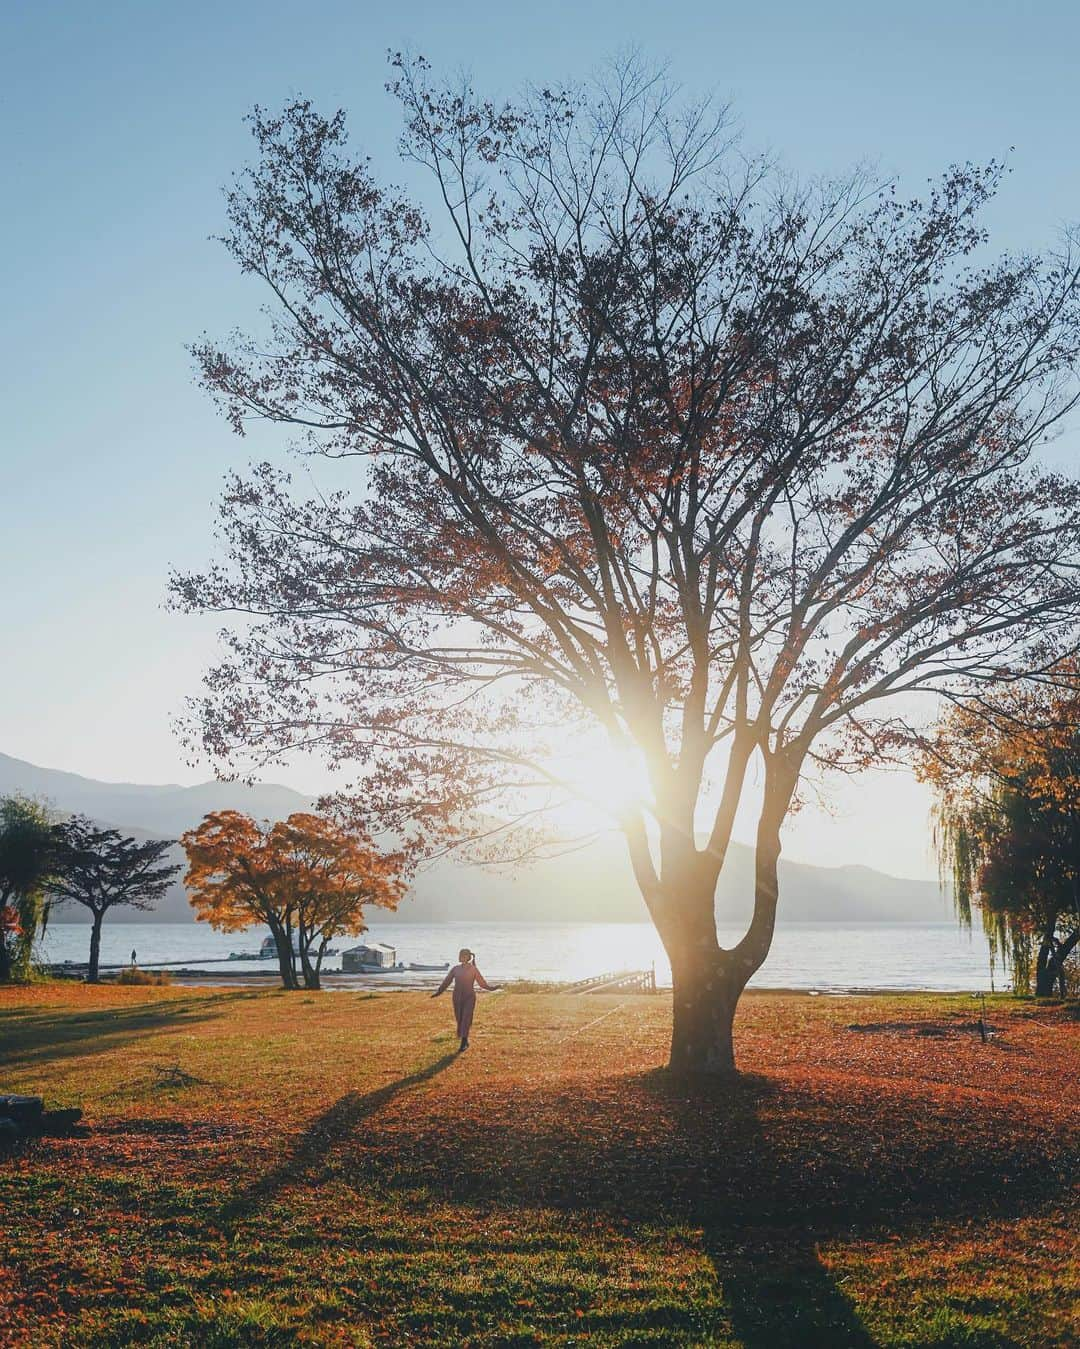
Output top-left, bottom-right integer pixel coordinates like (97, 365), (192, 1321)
(38, 920), (1002, 992)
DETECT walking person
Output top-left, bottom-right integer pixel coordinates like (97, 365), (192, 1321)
(432, 949), (497, 1052)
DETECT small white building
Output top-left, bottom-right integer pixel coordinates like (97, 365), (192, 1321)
(342, 942), (397, 972)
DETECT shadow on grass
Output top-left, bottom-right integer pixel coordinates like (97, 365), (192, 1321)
(0, 993), (254, 1071)
(313, 1064), (1072, 1347)
(707, 1236), (876, 1348)
(659, 1067), (1063, 1347)
(222, 1051), (458, 1229)
(671, 1075), (879, 1348)
(98, 1061), (223, 1102)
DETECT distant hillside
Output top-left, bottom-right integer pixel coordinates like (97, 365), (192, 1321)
(0, 753), (310, 836)
(0, 752), (312, 925)
(3, 752), (949, 926)
(402, 834), (950, 927)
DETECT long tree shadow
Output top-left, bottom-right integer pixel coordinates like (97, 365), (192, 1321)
(706, 1236), (876, 1348)
(0, 994), (250, 1071)
(653, 1067), (1060, 1347)
(222, 1051), (458, 1229)
(339, 1064), (1073, 1347)
(670, 1074), (879, 1348)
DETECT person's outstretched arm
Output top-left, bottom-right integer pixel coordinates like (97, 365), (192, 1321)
(432, 968), (455, 998)
(474, 967), (496, 991)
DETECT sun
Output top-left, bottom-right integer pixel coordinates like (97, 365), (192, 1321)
(547, 734), (654, 819)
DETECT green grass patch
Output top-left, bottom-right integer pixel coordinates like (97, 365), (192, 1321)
(1, 982), (1077, 1345)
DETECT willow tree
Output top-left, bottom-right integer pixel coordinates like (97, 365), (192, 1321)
(173, 59), (1080, 1072)
(0, 795), (60, 982)
(919, 674), (1080, 996)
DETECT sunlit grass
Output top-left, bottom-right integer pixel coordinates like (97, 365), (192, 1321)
(1, 982), (1077, 1345)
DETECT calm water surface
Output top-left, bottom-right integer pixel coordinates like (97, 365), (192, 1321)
(38, 920), (1000, 992)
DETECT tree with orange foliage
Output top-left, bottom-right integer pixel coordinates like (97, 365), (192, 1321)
(181, 811), (405, 989)
(918, 671), (1080, 996)
(276, 812), (406, 988)
(173, 58), (1080, 1073)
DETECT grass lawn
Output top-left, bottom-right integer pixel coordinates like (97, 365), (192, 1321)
(1, 982), (1077, 1347)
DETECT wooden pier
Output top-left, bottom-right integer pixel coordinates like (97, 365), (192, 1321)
(566, 966), (657, 995)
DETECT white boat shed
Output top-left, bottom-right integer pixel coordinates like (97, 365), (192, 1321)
(342, 942), (397, 972)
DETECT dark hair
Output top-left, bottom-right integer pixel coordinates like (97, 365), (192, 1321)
(458, 948), (473, 963)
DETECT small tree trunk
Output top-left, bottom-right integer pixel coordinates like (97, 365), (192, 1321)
(271, 922), (298, 990)
(87, 911), (104, 983)
(1034, 933), (1056, 997)
(0, 902), (12, 983)
(299, 933), (320, 990)
(1042, 928), (1079, 999)
(287, 922), (299, 987)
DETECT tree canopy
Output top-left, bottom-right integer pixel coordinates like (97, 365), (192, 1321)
(0, 795), (61, 982)
(173, 58), (1080, 1070)
(919, 670), (1080, 996)
(48, 817), (180, 982)
(181, 810), (405, 989)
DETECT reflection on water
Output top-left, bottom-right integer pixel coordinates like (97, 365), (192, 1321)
(38, 920), (999, 992)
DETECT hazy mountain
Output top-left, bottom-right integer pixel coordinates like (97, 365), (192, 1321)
(0, 752), (312, 925)
(3, 752), (949, 926)
(0, 753), (310, 837)
(403, 834), (950, 926)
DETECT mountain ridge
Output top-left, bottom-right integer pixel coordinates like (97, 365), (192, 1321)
(1, 752), (949, 926)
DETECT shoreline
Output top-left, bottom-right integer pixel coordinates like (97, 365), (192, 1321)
(49, 967), (996, 997)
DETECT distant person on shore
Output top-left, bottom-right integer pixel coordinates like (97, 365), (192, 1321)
(432, 949), (497, 1052)
(131, 949), (137, 967)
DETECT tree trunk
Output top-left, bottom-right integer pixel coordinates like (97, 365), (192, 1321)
(299, 933), (320, 990)
(668, 944), (739, 1074)
(654, 771), (792, 1076)
(88, 911), (104, 983)
(0, 900), (11, 983)
(648, 833), (746, 1075)
(270, 921), (298, 990)
(1034, 928), (1058, 997)
(1037, 927), (1080, 998)
(1035, 959), (1056, 997)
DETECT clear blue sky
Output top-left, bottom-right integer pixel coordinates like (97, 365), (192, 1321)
(2, 0), (1078, 877)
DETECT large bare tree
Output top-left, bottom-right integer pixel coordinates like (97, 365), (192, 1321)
(174, 59), (1080, 1072)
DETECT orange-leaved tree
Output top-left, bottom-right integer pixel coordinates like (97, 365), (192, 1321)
(275, 812), (406, 988)
(181, 810), (405, 989)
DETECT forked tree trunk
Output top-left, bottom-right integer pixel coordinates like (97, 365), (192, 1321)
(656, 779), (789, 1076)
(299, 937), (320, 990)
(1035, 927), (1080, 997)
(271, 922), (299, 990)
